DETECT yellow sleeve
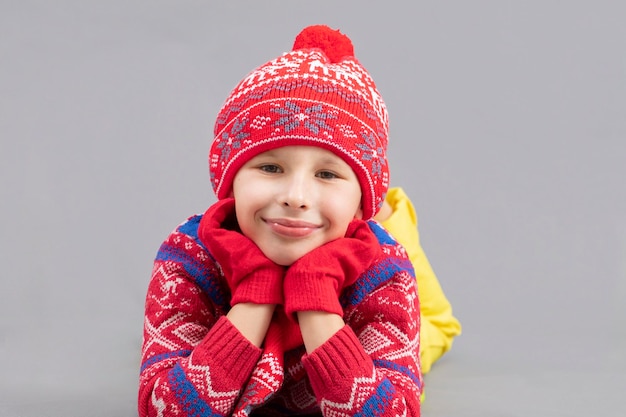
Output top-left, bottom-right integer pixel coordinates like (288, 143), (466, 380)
(380, 187), (462, 374)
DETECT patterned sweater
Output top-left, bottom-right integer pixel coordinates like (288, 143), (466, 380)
(139, 212), (422, 416)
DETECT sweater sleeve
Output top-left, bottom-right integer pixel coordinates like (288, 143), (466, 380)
(301, 256), (422, 416)
(138, 217), (261, 417)
(380, 187), (462, 373)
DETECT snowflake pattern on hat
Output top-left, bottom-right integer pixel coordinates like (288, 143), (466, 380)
(357, 131), (386, 176)
(216, 117), (250, 161)
(271, 101), (337, 134)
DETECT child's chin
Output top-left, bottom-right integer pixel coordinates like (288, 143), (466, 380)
(269, 254), (297, 267)
(263, 249), (302, 267)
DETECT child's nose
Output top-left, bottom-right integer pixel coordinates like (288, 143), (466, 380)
(281, 176), (309, 209)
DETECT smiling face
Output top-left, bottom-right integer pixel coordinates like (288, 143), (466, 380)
(232, 145), (363, 266)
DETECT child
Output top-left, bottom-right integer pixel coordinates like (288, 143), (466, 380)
(376, 188), (462, 375)
(139, 25), (422, 416)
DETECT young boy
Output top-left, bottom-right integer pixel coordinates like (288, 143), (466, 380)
(139, 25), (422, 416)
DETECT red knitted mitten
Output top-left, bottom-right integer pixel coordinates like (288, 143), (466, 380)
(283, 219), (382, 317)
(199, 198), (284, 306)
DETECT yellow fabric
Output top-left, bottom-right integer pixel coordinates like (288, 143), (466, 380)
(380, 187), (462, 374)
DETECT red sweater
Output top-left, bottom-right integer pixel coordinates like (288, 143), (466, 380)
(139, 208), (422, 416)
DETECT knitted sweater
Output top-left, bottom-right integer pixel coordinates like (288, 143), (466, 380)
(139, 210), (422, 416)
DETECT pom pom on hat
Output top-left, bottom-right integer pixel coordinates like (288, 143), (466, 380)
(292, 25), (354, 63)
(209, 25), (389, 219)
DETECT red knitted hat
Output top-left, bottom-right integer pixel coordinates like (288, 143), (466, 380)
(209, 25), (389, 219)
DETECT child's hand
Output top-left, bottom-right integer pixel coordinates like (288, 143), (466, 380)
(199, 199), (285, 306)
(283, 219), (382, 317)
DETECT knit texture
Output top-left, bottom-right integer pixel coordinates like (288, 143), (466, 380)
(209, 25), (389, 219)
(139, 212), (422, 416)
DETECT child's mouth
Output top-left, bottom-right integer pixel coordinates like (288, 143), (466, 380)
(264, 218), (320, 238)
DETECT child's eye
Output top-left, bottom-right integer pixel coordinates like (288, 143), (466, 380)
(316, 170), (338, 180)
(259, 164), (282, 173)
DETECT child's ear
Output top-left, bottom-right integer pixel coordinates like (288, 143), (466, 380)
(354, 207), (363, 220)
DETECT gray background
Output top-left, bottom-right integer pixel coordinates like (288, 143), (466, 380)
(1, 1), (625, 416)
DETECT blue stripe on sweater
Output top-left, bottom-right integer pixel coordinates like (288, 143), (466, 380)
(342, 257), (414, 308)
(141, 350), (192, 372)
(373, 359), (422, 388)
(367, 221), (397, 246)
(155, 215), (228, 309)
(156, 243), (227, 308)
(354, 379), (396, 417)
(168, 363), (224, 417)
(178, 214), (203, 242)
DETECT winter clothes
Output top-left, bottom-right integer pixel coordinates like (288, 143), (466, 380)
(139, 200), (422, 416)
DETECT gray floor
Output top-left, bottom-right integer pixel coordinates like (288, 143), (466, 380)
(1, 1), (625, 416)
